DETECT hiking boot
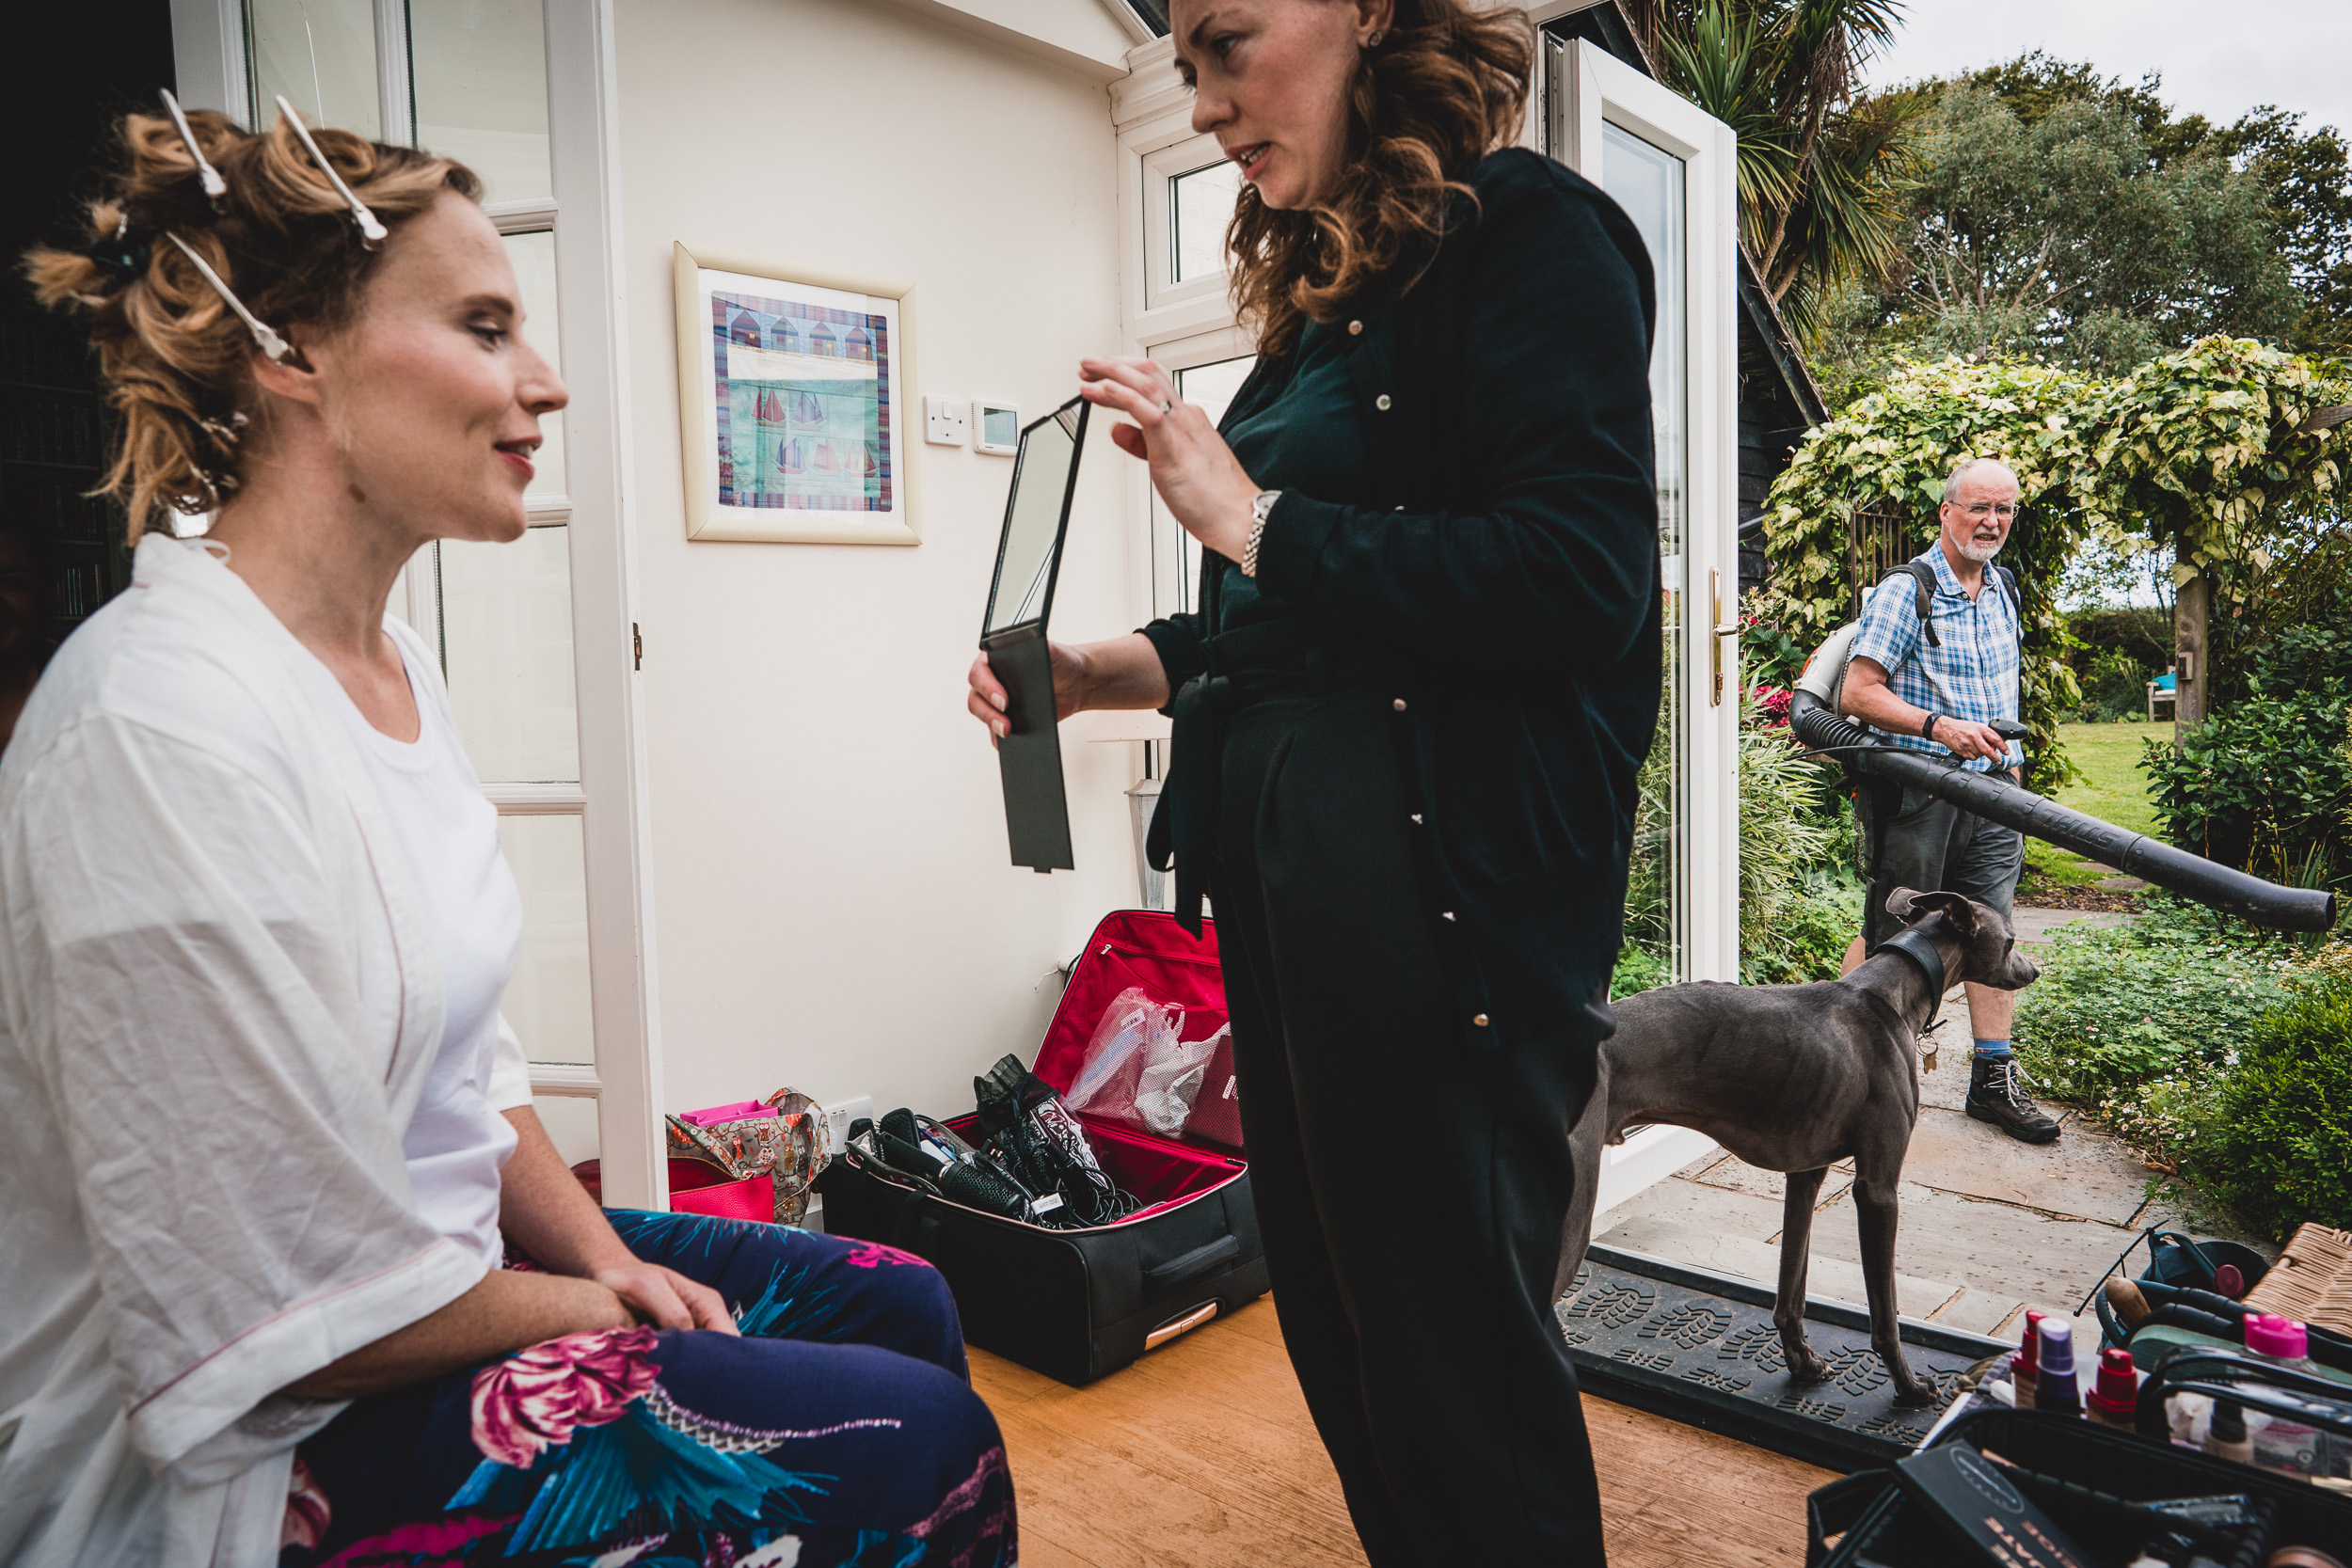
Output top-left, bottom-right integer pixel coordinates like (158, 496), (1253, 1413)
(1967, 1054), (2061, 1144)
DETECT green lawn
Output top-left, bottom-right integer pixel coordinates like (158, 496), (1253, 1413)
(2026, 719), (2169, 883)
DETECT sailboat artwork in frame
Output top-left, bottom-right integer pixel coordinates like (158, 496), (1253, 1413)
(673, 243), (919, 544)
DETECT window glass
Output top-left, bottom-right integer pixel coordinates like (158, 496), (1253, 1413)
(498, 814), (593, 1063)
(435, 525), (579, 784)
(501, 230), (567, 496)
(1600, 120), (1688, 991)
(407, 0), (552, 202)
(1170, 160), (1242, 284)
(246, 0), (381, 139)
(1152, 354), (1256, 616)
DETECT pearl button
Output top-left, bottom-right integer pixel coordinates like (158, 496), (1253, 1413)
(1348, 320), (1364, 335)
(1391, 698), (1407, 711)
(1409, 813), (1423, 825)
(1472, 1013), (1490, 1028)
(1440, 911), (1455, 922)
(1375, 394), (1392, 411)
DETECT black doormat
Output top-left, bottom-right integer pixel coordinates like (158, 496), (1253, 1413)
(1559, 1244), (2010, 1473)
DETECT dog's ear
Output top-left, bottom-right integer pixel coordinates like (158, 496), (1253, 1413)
(1884, 886), (1924, 921)
(1909, 891), (1979, 942)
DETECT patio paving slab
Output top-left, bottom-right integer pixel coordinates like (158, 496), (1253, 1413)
(1686, 1152), (1855, 1210)
(1593, 1212), (1968, 1323)
(1804, 1181), (2137, 1318)
(1899, 1105), (2159, 1226)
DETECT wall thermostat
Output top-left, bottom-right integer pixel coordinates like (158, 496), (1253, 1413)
(974, 400), (1021, 455)
(923, 395), (969, 447)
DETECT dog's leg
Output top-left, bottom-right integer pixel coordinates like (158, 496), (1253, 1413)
(1775, 1167), (1831, 1384)
(1851, 1168), (1935, 1408)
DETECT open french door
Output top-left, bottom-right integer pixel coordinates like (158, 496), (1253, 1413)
(1544, 32), (1741, 1212)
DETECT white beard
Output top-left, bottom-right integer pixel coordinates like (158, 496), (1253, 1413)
(1955, 533), (2004, 564)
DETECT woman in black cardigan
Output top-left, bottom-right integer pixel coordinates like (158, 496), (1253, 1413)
(967, 1), (1658, 1558)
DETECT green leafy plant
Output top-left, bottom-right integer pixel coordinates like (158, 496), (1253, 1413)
(2073, 648), (2153, 723)
(2140, 620), (2352, 899)
(2014, 895), (2299, 1162)
(2189, 980), (2352, 1235)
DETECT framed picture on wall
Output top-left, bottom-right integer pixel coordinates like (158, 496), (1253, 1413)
(673, 244), (919, 544)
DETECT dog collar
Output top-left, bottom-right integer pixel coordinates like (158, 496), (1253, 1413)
(1875, 927), (1947, 1032)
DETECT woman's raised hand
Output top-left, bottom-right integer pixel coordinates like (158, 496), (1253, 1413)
(966, 642), (1092, 741)
(966, 635), (1173, 743)
(1079, 356), (1259, 563)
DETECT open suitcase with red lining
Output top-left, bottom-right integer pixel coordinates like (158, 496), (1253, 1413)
(817, 911), (1267, 1384)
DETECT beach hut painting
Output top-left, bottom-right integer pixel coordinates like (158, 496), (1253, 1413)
(675, 245), (915, 544)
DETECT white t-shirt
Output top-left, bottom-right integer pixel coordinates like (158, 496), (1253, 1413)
(326, 630), (528, 1266)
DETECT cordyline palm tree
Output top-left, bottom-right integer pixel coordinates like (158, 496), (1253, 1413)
(1626, 0), (1922, 338)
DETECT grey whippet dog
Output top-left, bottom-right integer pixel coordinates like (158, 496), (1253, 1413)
(1561, 888), (2042, 1407)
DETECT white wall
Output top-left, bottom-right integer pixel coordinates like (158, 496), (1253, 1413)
(614, 0), (1143, 1126)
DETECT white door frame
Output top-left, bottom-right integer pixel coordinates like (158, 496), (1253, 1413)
(1545, 36), (1741, 1213)
(166, 0), (664, 1207)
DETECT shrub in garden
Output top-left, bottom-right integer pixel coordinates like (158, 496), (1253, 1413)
(2141, 621), (2352, 894)
(2014, 895), (2297, 1158)
(2072, 647), (2153, 723)
(2190, 980), (2352, 1237)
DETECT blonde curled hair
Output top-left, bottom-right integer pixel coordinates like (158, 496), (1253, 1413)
(22, 106), (480, 541)
(1227, 0), (1534, 356)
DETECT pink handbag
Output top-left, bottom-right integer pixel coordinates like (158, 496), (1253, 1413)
(665, 1159), (776, 1223)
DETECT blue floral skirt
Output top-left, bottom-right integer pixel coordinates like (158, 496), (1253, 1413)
(279, 1210), (1017, 1566)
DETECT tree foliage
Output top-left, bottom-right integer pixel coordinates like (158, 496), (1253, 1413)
(1850, 82), (2299, 375)
(1815, 53), (2352, 394)
(1629, 0), (1922, 335)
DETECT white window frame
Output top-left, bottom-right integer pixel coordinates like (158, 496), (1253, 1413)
(167, 0), (665, 1207)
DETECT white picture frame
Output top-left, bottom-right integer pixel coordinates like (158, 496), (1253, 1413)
(673, 243), (920, 545)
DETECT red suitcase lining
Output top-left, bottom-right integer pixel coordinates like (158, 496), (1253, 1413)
(936, 911), (1244, 1230)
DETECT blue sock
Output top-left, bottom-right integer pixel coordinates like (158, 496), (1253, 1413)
(1975, 1038), (2012, 1061)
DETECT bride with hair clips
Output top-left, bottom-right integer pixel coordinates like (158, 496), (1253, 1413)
(0, 96), (1015, 1568)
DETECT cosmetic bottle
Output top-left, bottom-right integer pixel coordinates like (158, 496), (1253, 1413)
(2086, 1346), (2140, 1429)
(2034, 1317), (2081, 1416)
(2205, 1399), (2253, 1465)
(2010, 1308), (2046, 1408)
(2241, 1315), (2327, 1478)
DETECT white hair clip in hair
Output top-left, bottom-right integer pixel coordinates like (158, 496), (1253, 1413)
(158, 88), (228, 205)
(275, 96), (388, 247)
(163, 232), (293, 363)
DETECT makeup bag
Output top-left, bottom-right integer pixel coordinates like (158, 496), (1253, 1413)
(818, 910), (1267, 1385)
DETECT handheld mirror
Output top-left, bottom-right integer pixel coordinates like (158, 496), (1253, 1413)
(980, 396), (1089, 871)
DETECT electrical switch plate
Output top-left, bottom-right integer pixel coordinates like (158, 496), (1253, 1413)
(973, 400), (1020, 455)
(822, 1096), (873, 1157)
(923, 396), (969, 447)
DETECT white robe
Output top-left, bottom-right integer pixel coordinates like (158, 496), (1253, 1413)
(0, 536), (496, 1565)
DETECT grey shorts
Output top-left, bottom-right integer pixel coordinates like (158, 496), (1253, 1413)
(1854, 774), (2026, 948)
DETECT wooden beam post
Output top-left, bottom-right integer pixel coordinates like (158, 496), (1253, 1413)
(2172, 573), (2209, 746)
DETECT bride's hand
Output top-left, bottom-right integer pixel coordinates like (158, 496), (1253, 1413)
(1079, 356), (1259, 563)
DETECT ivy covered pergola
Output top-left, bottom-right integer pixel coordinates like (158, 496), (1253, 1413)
(1756, 337), (2350, 784)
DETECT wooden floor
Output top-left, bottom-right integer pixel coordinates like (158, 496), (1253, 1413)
(970, 1297), (1833, 1566)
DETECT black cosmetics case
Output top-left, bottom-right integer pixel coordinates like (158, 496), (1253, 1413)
(817, 911), (1267, 1385)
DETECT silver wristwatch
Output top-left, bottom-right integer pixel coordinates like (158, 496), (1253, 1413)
(1240, 489), (1281, 578)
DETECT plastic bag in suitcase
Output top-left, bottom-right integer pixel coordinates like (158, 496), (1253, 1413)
(818, 911), (1268, 1384)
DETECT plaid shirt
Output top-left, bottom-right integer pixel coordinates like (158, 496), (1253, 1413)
(1848, 546), (2024, 773)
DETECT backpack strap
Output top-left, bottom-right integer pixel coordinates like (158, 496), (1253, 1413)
(1884, 560), (1941, 647)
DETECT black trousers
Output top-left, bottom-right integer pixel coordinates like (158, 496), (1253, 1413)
(1210, 667), (1608, 1565)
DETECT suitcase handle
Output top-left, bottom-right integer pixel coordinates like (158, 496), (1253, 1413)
(1805, 1470), (1893, 1568)
(1146, 1233), (1242, 1289)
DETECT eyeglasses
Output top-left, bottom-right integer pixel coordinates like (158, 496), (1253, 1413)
(1960, 502), (2020, 522)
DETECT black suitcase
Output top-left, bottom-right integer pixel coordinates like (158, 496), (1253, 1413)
(818, 911), (1268, 1385)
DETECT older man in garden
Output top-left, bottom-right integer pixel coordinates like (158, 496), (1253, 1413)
(1839, 456), (2060, 1145)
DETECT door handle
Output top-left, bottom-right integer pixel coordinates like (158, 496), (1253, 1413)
(1709, 568), (1739, 706)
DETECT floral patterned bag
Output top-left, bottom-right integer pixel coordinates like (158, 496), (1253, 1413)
(662, 1087), (829, 1225)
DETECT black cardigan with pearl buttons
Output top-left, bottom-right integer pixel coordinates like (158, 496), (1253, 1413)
(1139, 147), (1662, 1053)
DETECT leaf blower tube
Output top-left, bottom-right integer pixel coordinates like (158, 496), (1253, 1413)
(1788, 689), (2336, 932)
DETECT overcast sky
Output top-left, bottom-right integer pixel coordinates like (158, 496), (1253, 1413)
(1865, 0), (2352, 137)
